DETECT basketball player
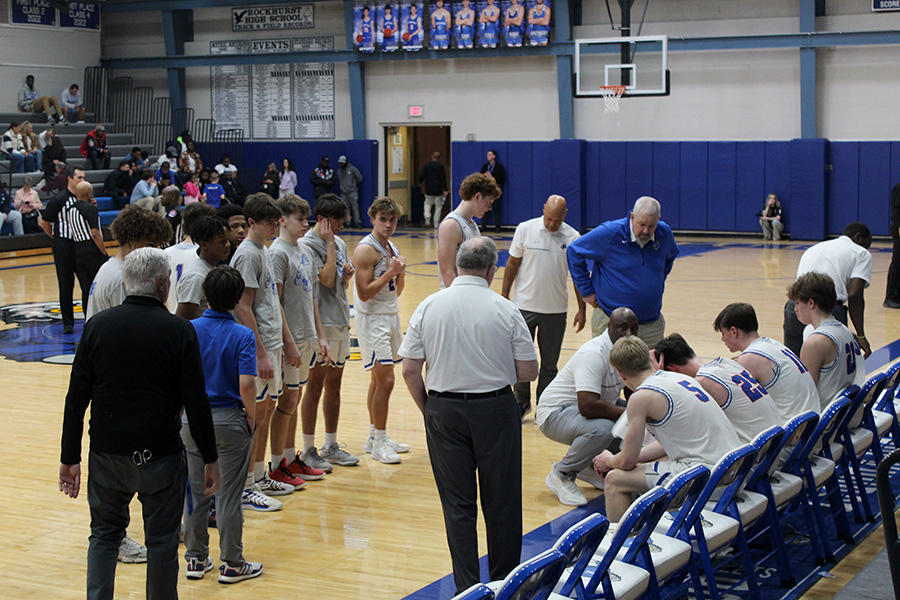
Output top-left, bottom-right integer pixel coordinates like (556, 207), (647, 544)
(381, 4), (398, 51)
(504, 0), (525, 47)
(527, 0), (550, 46)
(436, 172), (500, 288)
(653, 333), (781, 444)
(174, 216), (232, 320)
(405, 3), (423, 47)
(357, 6), (375, 52)
(352, 197), (410, 464)
(788, 272), (865, 408)
(455, 0), (475, 49)
(164, 203), (217, 311)
(714, 302), (820, 423)
(430, 0), (451, 49)
(479, 0), (500, 48)
(594, 336), (741, 521)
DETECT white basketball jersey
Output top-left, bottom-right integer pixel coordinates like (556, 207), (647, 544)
(696, 357), (782, 445)
(439, 210), (480, 290)
(809, 318), (866, 409)
(638, 371), (741, 466)
(742, 337), (820, 424)
(354, 234), (400, 314)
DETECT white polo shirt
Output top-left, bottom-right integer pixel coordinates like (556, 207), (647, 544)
(796, 235), (872, 303)
(535, 330), (623, 427)
(508, 217), (580, 314)
(399, 275), (537, 393)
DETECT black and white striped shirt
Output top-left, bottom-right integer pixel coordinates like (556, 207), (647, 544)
(42, 191), (96, 243)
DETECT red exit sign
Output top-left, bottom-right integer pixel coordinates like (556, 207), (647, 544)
(409, 105), (423, 118)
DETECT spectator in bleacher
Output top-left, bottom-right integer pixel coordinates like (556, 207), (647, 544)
(20, 122), (43, 175)
(14, 177), (42, 234)
(123, 147), (147, 170)
(180, 140), (203, 176)
(132, 170), (158, 206)
(221, 170), (246, 206)
(17, 75), (63, 123)
(219, 204), (247, 263)
(105, 161), (135, 209)
(278, 158), (297, 198)
(199, 168), (212, 192)
(156, 161), (174, 185)
(2, 122), (34, 173)
(176, 130), (193, 156)
(310, 156), (335, 199)
(159, 172), (175, 192)
(43, 162), (68, 194)
(184, 172), (203, 205)
(0, 179), (24, 235)
(40, 128), (67, 182)
(80, 124), (111, 170)
(152, 146), (179, 170)
(215, 154), (238, 175)
(260, 163), (280, 199)
(205, 172), (226, 209)
(59, 84), (86, 124)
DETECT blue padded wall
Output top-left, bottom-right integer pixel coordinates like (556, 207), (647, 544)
(584, 143), (602, 227)
(858, 142), (891, 236)
(599, 142), (628, 225)
(625, 142), (653, 210)
(790, 139), (827, 240)
(827, 142), (860, 235)
(764, 142), (792, 230)
(506, 142), (534, 224)
(679, 143), (708, 231)
(549, 140), (586, 230)
(652, 143), (681, 230)
(707, 142), (737, 231)
(735, 143), (766, 233)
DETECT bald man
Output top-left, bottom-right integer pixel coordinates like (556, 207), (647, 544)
(74, 181), (109, 319)
(536, 307), (638, 506)
(502, 195), (585, 416)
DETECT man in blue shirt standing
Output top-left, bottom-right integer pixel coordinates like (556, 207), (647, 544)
(567, 196), (678, 347)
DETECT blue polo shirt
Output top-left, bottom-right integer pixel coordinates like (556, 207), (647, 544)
(204, 183), (225, 208)
(567, 213), (679, 323)
(192, 309), (257, 409)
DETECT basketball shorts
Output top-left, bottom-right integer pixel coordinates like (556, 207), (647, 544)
(645, 458), (696, 488)
(356, 312), (402, 371)
(283, 340), (318, 388)
(319, 325), (351, 368)
(256, 347), (283, 402)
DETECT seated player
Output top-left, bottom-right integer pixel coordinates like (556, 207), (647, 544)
(714, 302), (819, 423)
(537, 307), (638, 506)
(788, 272), (865, 408)
(653, 333), (781, 444)
(594, 336), (741, 521)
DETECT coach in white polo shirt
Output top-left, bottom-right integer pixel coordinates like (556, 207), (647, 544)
(502, 194), (585, 415)
(537, 307), (637, 506)
(783, 222), (873, 357)
(400, 236), (537, 595)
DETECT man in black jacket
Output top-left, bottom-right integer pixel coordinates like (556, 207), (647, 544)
(480, 149), (506, 232)
(310, 155), (335, 199)
(418, 151), (448, 228)
(59, 247), (221, 600)
(104, 161), (135, 209)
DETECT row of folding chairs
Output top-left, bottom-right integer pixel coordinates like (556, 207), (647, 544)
(452, 361), (900, 600)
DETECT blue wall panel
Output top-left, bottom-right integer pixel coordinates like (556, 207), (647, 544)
(530, 143), (555, 225)
(827, 142), (860, 235)
(858, 142), (891, 236)
(598, 142), (628, 223)
(485, 142), (508, 226)
(506, 142), (534, 228)
(625, 142), (654, 208)
(790, 139), (827, 240)
(735, 142), (766, 233)
(764, 142), (792, 233)
(550, 140), (586, 232)
(707, 142), (737, 231)
(584, 142), (602, 229)
(652, 143), (681, 230)
(679, 142), (708, 230)
(451, 142), (485, 210)
(892, 142), (900, 209)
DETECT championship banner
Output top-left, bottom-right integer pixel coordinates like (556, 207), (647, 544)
(501, 0), (525, 47)
(525, 0), (550, 46)
(11, 0), (56, 27)
(353, 2), (376, 53)
(232, 4), (314, 31)
(401, 2), (424, 51)
(59, 2), (100, 30)
(429, 0), (451, 50)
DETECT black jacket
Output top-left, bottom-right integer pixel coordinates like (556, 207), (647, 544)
(104, 169), (133, 198)
(480, 160), (506, 188)
(61, 295), (218, 465)
(310, 163), (335, 198)
(418, 160), (448, 196)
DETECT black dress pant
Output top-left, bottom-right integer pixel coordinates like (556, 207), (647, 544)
(886, 229), (900, 302)
(53, 238), (107, 327)
(424, 389), (522, 593)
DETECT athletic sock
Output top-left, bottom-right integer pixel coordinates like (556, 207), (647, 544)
(254, 461), (265, 482)
(324, 432), (337, 447)
(302, 434), (316, 453)
(270, 454), (282, 472)
(374, 428), (387, 443)
(245, 472), (255, 489)
(283, 447), (296, 462)
(370, 423), (375, 436)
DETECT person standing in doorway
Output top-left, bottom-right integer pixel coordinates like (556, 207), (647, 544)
(418, 151), (448, 229)
(480, 149), (506, 232)
(337, 155), (363, 228)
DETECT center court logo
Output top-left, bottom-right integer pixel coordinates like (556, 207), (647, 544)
(0, 301), (80, 363)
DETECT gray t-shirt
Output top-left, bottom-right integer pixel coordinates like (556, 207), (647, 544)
(85, 256), (125, 321)
(230, 238), (283, 352)
(175, 256), (214, 319)
(270, 237), (317, 344)
(302, 229), (350, 329)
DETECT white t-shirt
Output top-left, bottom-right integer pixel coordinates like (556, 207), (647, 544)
(165, 241), (198, 312)
(508, 217), (580, 314)
(85, 256), (125, 321)
(399, 275), (536, 393)
(809, 318), (866, 409)
(796, 235), (872, 302)
(535, 330), (622, 427)
(175, 256), (214, 319)
(743, 337), (820, 423)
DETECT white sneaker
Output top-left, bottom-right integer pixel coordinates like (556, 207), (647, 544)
(320, 442), (360, 466)
(254, 473), (293, 496)
(300, 447), (333, 473)
(576, 465), (606, 490)
(545, 463), (587, 506)
(242, 483), (283, 512)
(365, 434), (410, 454)
(118, 534), (147, 563)
(219, 561), (263, 584)
(371, 437), (402, 464)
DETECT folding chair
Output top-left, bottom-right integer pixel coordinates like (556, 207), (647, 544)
(452, 583), (495, 600)
(494, 549), (568, 600)
(551, 513), (610, 593)
(876, 361), (900, 448)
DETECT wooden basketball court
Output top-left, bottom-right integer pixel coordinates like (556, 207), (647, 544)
(0, 230), (897, 599)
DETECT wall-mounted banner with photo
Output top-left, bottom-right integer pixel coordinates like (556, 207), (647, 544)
(402, 2), (425, 51)
(59, 2), (100, 30)
(232, 4), (314, 31)
(501, 0), (525, 47)
(353, 1), (376, 53)
(525, 0), (550, 46)
(477, 0), (501, 48)
(429, 0), (451, 50)
(453, 0), (475, 49)
(378, 1), (400, 52)
(11, 0), (57, 27)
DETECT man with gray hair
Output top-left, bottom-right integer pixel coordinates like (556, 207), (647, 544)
(567, 196), (679, 346)
(399, 236), (537, 594)
(59, 247), (222, 600)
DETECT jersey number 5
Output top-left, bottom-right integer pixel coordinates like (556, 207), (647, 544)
(677, 380), (709, 403)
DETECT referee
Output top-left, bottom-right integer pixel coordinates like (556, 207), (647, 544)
(40, 166), (108, 333)
(400, 236), (537, 593)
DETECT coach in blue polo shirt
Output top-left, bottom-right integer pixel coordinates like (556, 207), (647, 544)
(567, 196), (679, 346)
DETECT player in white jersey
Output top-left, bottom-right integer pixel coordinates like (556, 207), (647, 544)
(352, 197), (411, 464)
(174, 216), (232, 319)
(85, 205), (173, 321)
(653, 333), (781, 444)
(594, 336), (740, 521)
(437, 172), (500, 289)
(714, 302), (820, 424)
(789, 272), (866, 408)
(164, 203), (217, 311)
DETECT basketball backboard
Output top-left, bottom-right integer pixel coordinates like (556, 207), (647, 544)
(574, 35), (669, 97)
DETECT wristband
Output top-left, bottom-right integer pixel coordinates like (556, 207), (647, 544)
(855, 334), (866, 339)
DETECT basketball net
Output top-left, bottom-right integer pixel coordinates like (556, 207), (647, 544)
(600, 85), (626, 113)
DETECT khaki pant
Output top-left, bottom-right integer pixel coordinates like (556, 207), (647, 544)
(27, 96), (62, 118)
(591, 308), (666, 348)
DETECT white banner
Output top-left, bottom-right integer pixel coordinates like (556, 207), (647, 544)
(232, 4), (314, 31)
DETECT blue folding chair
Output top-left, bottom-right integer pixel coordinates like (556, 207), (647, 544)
(494, 549), (567, 600)
(876, 361), (900, 448)
(551, 513), (609, 592)
(452, 583), (495, 600)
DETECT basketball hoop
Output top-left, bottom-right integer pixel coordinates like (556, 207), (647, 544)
(600, 85), (626, 113)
